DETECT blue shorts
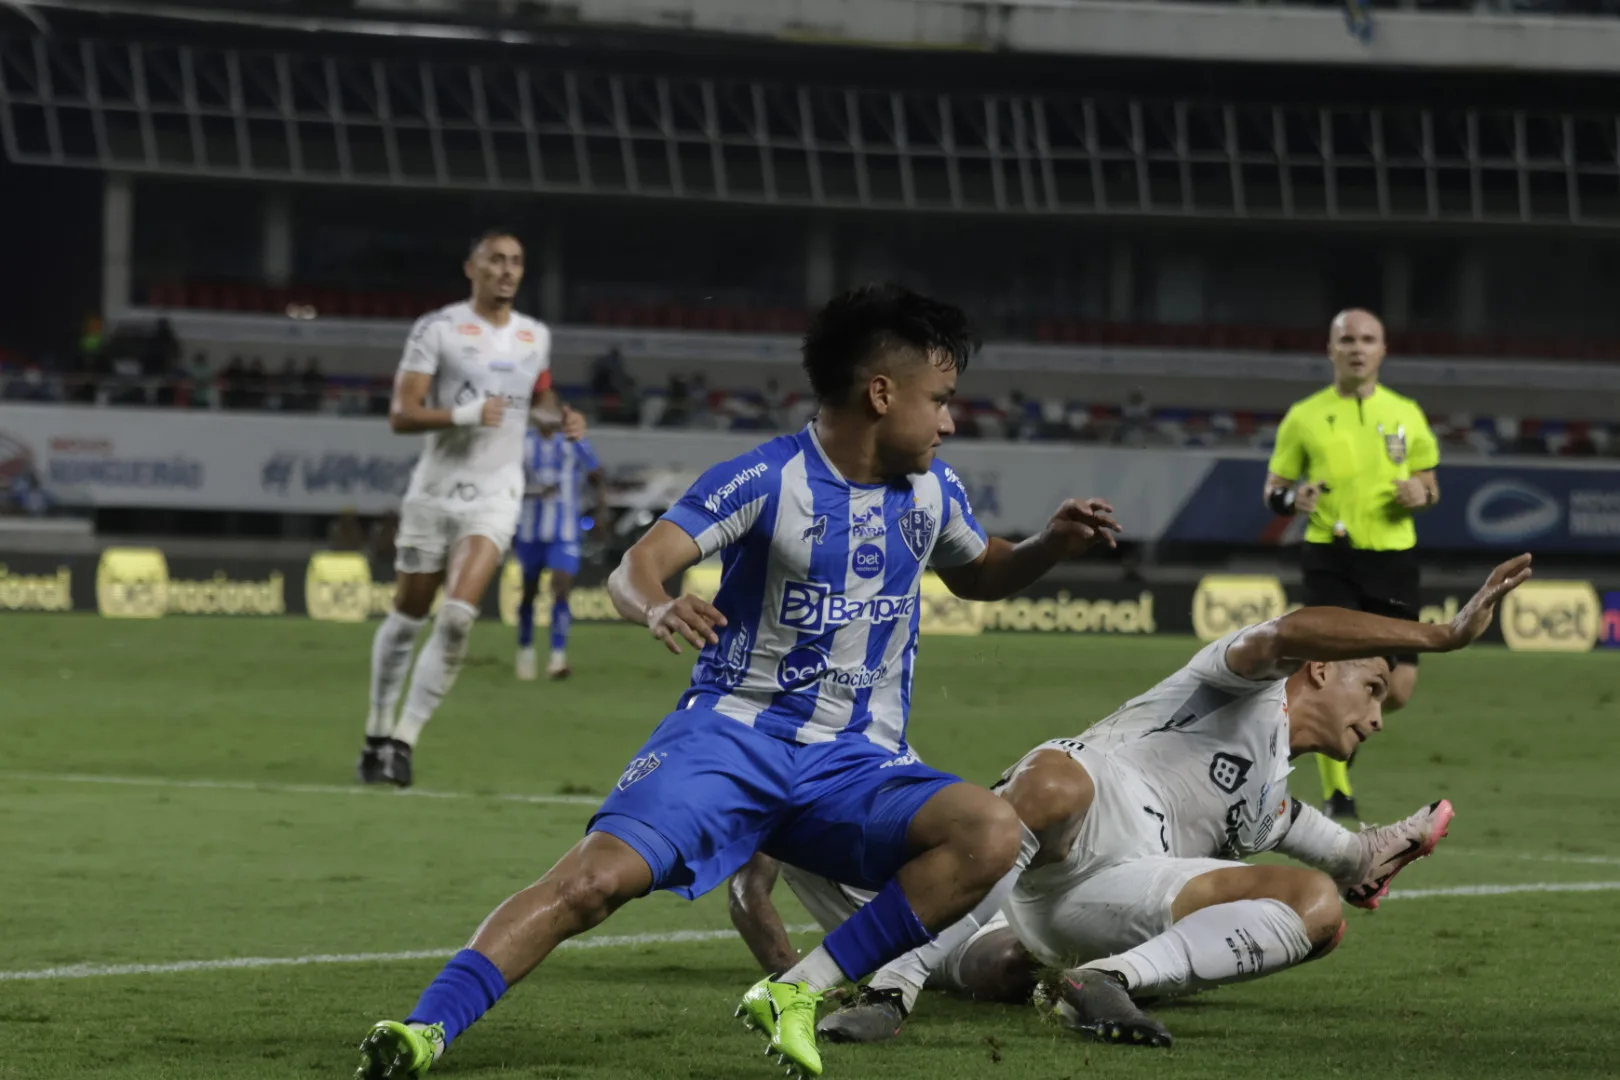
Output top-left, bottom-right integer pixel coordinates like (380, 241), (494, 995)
(589, 706), (962, 900)
(514, 538), (580, 577)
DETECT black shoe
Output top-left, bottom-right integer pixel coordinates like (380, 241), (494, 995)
(816, 984), (909, 1044)
(1325, 792), (1361, 823)
(356, 739), (390, 785)
(380, 739), (413, 788)
(1051, 968), (1173, 1048)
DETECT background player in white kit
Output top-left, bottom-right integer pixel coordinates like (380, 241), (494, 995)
(732, 555), (1533, 1047)
(356, 229), (584, 787)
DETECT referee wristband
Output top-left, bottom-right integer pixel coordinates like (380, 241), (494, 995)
(1266, 488), (1297, 516)
(450, 399), (485, 427)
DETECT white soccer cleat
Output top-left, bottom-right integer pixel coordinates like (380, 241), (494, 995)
(1341, 799), (1454, 910)
(516, 646), (537, 681)
(547, 650), (571, 680)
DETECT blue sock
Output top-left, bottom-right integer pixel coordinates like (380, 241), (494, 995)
(550, 597), (571, 652)
(517, 581), (537, 648)
(405, 948), (508, 1046)
(822, 877), (935, 981)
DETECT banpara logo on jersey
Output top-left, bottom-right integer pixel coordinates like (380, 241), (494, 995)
(778, 580), (918, 635)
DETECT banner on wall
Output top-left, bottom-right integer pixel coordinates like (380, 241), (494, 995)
(3, 403), (1618, 550)
(12, 550), (1607, 654)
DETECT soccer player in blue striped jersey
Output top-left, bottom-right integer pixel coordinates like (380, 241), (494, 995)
(357, 284), (1122, 1080)
(514, 397), (607, 681)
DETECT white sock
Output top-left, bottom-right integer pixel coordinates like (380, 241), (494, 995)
(1276, 802), (1361, 879)
(1087, 899), (1313, 998)
(868, 823), (1039, 1012)
(781, 945), (845, 993)
(550, 647), (567, 664)
(391, 599), (478, 747)
(366, 610), (425, 738)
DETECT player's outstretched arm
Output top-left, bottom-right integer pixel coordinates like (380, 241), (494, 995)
(607, 520), (727, 654)
(1226, 553), (1532, 678)
(936, 498), (1121, 602)
(728, 854), (801, 975)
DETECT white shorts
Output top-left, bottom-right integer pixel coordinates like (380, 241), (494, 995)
(394, 492), (521, 575)
(777, 864), (1012, 994)
(1002, 742), (1243, 968)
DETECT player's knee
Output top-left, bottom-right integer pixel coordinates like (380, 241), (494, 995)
(958, 796), (1025, 883)
(554, 862), (639, 927)
(1307, 919), (1348, 962)
(1289, 869), (1346, 946)
(1003, 754), (1093, 833)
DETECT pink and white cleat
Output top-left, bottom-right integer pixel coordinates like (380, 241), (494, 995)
(1341, 799), (1454, 910)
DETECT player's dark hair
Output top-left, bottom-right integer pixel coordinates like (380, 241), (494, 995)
(801, 283), (979, 406)
(468, 227), (521, 258)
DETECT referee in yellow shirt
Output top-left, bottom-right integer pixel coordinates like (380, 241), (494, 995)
(1263, 308), (1441, 821)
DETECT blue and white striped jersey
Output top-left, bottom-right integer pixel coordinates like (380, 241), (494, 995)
(517, 431), (601, 544)
(661, 424), (988, 751)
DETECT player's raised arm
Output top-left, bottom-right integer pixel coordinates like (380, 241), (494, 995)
(728, 854), (801, 975)
(935, 497), (1121, 602)
(1226, 553), (1532, 678)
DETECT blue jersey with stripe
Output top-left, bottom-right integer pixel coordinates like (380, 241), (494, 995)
(517, 431), (600, 544)
(660, 424), (988, 752)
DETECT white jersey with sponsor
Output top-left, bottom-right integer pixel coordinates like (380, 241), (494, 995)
(1041, 630), (1297, 860)
(398, 302), (552, 507)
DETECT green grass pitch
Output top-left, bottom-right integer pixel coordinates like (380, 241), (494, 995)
(2, 615), (1617, 1079)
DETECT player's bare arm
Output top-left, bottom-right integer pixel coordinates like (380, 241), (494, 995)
(1262, 471), (1325, 515)
(937, 498), (1121, 602)
(606, 520), (727, 653)
(1393, 468), (1440, 510)
(728, 854), (802, 975)
(390, 369), (502, 433)
(1226, 553), (1532, 679)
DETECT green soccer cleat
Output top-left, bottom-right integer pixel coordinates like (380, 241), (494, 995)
(356, 1020), (444, 1079)
(736, 977), (825, 1078)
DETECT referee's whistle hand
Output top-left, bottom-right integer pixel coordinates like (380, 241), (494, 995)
(1294, 483), (1325, 514)
(1392, 478), (1428, 509)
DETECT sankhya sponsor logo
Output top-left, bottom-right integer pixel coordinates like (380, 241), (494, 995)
(703, 462), (770, 513)
(778, 580), (918, 633)
(776, 647), (888, 691)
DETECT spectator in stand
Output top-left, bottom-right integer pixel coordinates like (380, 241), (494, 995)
(246, 358), (268, 410)
(275, 358), (301, 411)
(329, 508), (367, 551)
(1115, 387), (1152, 447)
(302, 357), (326, 412)
(77, 313), (104, 372)
(661, 373), (691, 428)
(221, 356), (247, 409)
(590, 347), (637, 425)
(2, 363), (58, 403)
(186, 353), (213, 409)
(368, 510), (399, 571)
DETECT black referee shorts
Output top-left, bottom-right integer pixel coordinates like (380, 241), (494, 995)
(1300, 542), (1423, 667)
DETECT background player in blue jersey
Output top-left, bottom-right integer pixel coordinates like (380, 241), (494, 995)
(357, 284), (1122, 1080)
(514, 394), (607, 681)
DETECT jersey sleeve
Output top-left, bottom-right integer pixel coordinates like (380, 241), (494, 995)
(1266, 406), (1306, 482)
(575, 438), (602, 474)
(661, 451), (779, 560)
(1184, 629), (1283, 693)
(1406, 406), (1440, 472)
(399, 313), (449, 376)
(931, 462), (989, 569)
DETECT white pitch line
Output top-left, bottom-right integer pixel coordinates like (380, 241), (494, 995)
(4, 883), (1616, 984)
(0, 924), (822, 982)
(1384, 881), (1620, 900)
(0, 771), (599, 807)
(1447, 849), (1620, 867)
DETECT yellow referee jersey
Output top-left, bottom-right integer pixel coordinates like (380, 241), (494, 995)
(1268, 385), (1439, 551)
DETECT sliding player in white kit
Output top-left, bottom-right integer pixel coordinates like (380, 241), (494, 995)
(731, 555), (1533, 1047)
(356, 229), (584, 788)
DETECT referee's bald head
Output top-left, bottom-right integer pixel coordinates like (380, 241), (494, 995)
(1327, 308), (1387, 389)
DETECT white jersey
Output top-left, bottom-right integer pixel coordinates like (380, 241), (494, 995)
(398, 302), (552, 506)
(1036, 630), (1296, 861)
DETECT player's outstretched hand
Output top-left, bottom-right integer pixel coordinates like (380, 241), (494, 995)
(480, 397), (505, 427)
(1043, 498), (1122, 557)
(561, 405), (588, 441)
(647, 594), (728, 654)
(1446, 553), (1533, 649)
